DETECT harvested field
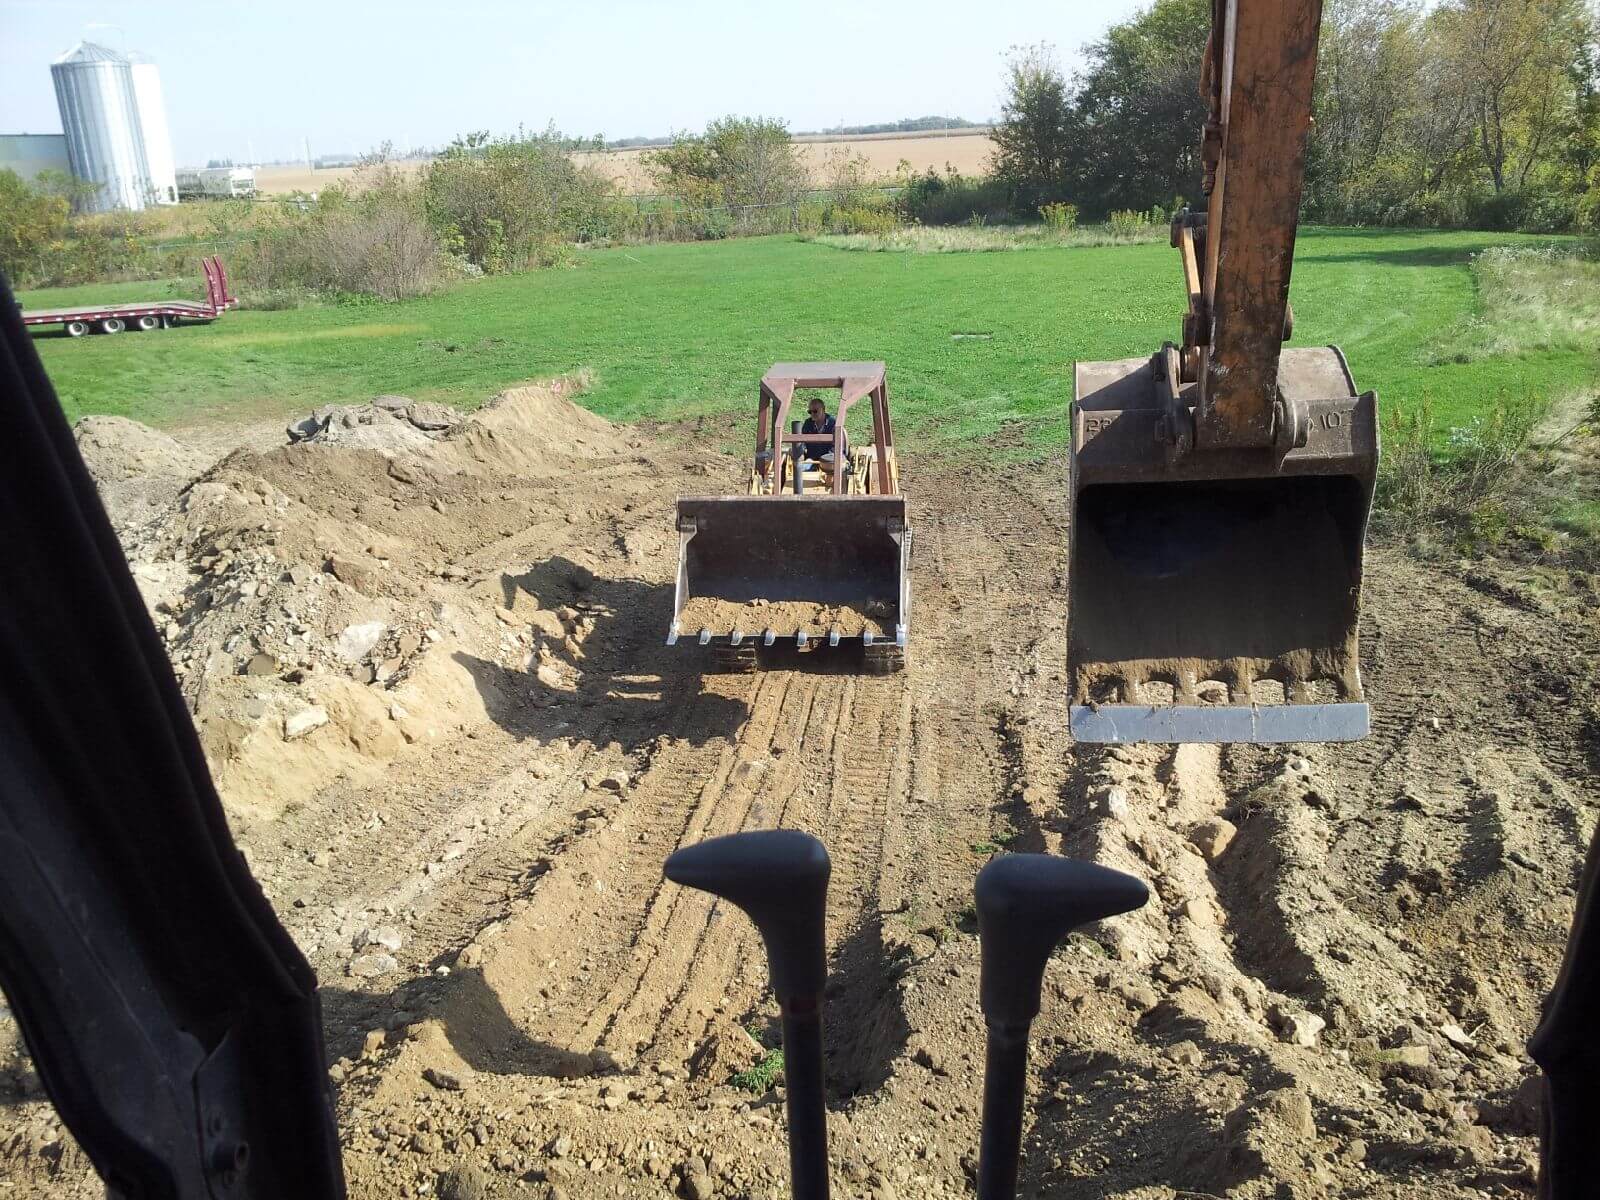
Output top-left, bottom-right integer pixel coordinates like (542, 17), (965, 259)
(252, 131), (994, 197)
(1, 379), (1597, 1199)
(573, 130), (996, 194)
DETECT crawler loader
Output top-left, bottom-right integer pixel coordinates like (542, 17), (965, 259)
(668, 363), (910, 673)
(1068, 0), (1380, 744)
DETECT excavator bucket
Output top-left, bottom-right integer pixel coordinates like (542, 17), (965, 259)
(1068, 346), (1378, 743)
(668, 495), (909, 660)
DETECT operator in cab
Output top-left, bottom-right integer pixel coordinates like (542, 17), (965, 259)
(802, 397), (839, 480)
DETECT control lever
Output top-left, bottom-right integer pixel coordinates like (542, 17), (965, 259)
(975, 855), (1149, 1199)
(790, 420), (805, 495)
(665, 830), (832, 1200)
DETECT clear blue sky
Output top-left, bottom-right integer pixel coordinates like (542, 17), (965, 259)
(0, 0), (1145, 165)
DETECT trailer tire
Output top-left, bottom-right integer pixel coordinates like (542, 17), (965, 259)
(65, 321), (90, 338)
(97, 318), (125, 334)
(134, 315), (160, 331)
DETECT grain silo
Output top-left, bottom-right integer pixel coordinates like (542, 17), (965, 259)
(129, 55), (179, 205)
(50, 42), (151, 213)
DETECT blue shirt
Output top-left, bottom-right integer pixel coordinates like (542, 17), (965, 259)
(801, 414), (835, 459)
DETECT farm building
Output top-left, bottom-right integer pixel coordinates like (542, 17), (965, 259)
(0, 133), (71, 182)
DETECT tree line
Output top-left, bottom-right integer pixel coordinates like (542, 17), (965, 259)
(992, 0), (1600, 232)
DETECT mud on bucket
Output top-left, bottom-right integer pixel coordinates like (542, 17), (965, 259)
(1068, 347), (1378, 744)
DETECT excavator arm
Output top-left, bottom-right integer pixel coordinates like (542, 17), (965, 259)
(1068, 0), (1380, 743)
(1195, 0), (1322, 451)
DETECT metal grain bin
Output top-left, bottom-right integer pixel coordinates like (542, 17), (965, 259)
(130, 58), (179, 205)
(51, 42), (151, 213)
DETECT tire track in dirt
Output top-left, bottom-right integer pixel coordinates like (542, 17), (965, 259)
(584, 670), (829, 1060)
(408, 462), (1068, 1093)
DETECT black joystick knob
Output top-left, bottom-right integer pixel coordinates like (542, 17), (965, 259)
(974, 855), (1149, 1200)
(665, 830), (832, 1200)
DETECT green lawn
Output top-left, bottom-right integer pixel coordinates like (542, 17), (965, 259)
(19, 227), (1596, 451)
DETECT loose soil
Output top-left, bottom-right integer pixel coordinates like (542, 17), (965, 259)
(678, 597), (890, 638)
(1, 380), (1596, 1200)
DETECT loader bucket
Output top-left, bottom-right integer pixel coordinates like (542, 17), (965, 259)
(669, 495), (909, 652)
(1068, 347), (1378, 743)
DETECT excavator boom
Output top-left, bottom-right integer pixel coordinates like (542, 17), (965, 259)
(1068, 0), (1379, 743)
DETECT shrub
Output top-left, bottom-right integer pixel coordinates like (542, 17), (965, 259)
(1039, 201), (1077, 229)
(1106, 209), (1150, 236)
(897, 168), (1011, 226)
(794, 201), (827, 235)
(244, 163), (447, 300)
(422, 128), (615, 272)
(1375, 393), (1547, 554)
(820, 148), (883, 210)
(695, 208), (733, 240)
(1578, 170), (1600, 234)
(0, 169), (69, 283)
(1375, 400), (1439, 519)
(1465, 188), (1578, 234)
(825, 204), (899, 236)
(647, 116), (807, 212)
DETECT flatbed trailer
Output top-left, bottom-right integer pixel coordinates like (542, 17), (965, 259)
(20, 255), (237, 338)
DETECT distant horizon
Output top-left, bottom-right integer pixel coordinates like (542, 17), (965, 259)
(0, 0), (1145, 167)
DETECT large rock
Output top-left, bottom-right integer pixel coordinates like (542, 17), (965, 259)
(1270, 1003), (1326, 1047)
(348, 952), (397, 979)
(1189, 817), (1237, 861)
(436, 1165), (489, 1200)
(284, 706), (329, 740)
(334, 620), (386, 662)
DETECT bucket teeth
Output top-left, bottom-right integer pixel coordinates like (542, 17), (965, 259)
(1174, 670), (1199, 706)
(697, 628), (712, 646)
(828, 627), (841, 647)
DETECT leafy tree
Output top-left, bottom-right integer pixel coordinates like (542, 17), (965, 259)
(1052, 0), (1596, 230)
(646, 116), (807, 210)
(989, 44), (1074, 211)
(30, 169), (101, 209)
(1435, 0), (1593, 192)
(1061, 0), (1211, 218)
(0, 170), (69, 282)
(421, 126), (614, 271)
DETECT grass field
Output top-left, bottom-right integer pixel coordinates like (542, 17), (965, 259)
(19, 228), (1597, 453)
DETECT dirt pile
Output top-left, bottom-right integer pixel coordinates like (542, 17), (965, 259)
(2, 409), (1597, 1200)
(70, 377), (666, 821)
(74, 415), (211, 521)
(677, 596), (891, 637)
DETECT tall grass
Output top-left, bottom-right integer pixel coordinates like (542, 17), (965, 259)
(1375, 391), (1553, 555)
(809, 221), (1167, 253)
(1427, 243), (1600, 364)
